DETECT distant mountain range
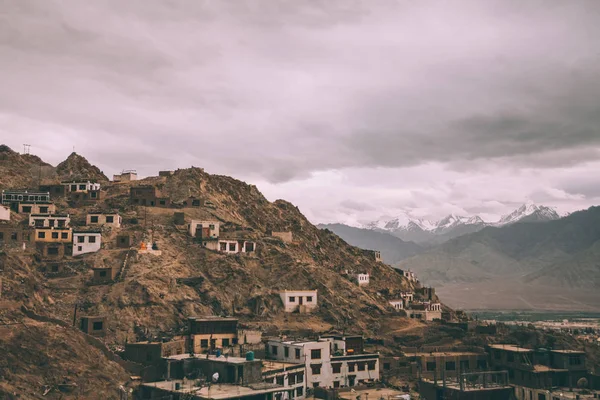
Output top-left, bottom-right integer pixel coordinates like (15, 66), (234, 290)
(360, 203), (561, 245)
(316, 223), (423, 264)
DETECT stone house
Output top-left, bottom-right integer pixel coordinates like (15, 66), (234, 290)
(29, 213), (70, 228)
(79, 316), (106, 336)
(188, 317), (239, 354)
(130, 185), (170, 207)
(92, 266), (118, 284)
(124, 338), (188, 365)
(113, 170), (137, 182)
(86, 212), (121, 228)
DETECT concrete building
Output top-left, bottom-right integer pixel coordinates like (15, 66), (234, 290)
(182, 196), (203, 207)
(400, 291), (414, 306)
(266, 336), (379, 389)
(113, 170), (137, 182)
(513, 385), (600, 400)
(69, 189), (102, 203)
(189, 220), (220, 240)
(124, 339), (188, 365)
(0, 205), (9, 221)
(158, 170), (174, 177)
(79, 316), (106, 336)
(92, 266), (118, 284)
(188, 317), (239, 354)
(262, 360), (306, 399)
(389, 300), (404, 311)
(86, 212), (122, 228)
(36, 242), (68, 258)
(29, 213), (70, 228)
(139, 380), (289, 400)
(412, 351), (489, 380)
(130, 185), (170, 207)
(2, 190), (51, 208)
(356, 273), (369, 286)
(0, 226), (32, 246)
(35, 227), (72, 243)
(488, 345), (588, 389)
(397, 268), (417, 282)
(73, 230), (102, 256)
(280, 290), (318, 313)
(39, 184), (69, 199)
(406, 302), (442, 322)
(271, 231), (293, 243)
(419, 371), (512, 400)
(116, 234), (132, 248)
(215, 239), (257, 254)
(62, 180), (101, 193)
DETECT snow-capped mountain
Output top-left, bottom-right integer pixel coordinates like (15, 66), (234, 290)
(361, 203), (561, 244)
(495, 203), (560, 226)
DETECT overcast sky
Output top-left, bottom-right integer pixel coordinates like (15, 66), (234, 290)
(1, 1), (599, 224)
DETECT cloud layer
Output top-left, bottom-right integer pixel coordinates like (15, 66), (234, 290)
(1, 0), (599, 222)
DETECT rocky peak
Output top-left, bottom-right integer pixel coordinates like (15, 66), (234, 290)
(56, 152), (108, 182)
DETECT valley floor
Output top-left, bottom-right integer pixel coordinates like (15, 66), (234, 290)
(436, 279), (600, 312)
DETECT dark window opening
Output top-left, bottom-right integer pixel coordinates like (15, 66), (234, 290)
(311, 349), (321, 359)
(426, 362), (436, 372)
(99, 271), (107, 277)
(51, 232), (59, 239)
(311, 364), (321, 375)
(332, 363), (341, 374)
(106, 216), (114, 223)
(445, 361), (456, 371)
(89, 236), (96, 243)
(92, 321), (103, 330)
(90, 216), (99, 223)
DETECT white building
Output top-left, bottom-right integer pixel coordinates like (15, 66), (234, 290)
(280, 290), (318, 313)
(73, 231), (102, 256)
(266, 336), (379, 390)
(87, 213), (121, 228)
(62, 181), (101, 193)
(29, 213), (70, 228)
(398, 269), (417, 282)
(389, 300), (404, 311)
(0, 205), (10, 221)
(189, 220), (220, 239)
(356, 273), (369, 286)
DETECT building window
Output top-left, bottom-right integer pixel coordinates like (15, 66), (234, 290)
(51, 232), (59, 239)
(357, 363), (366, 371)
(310, 364), (321, 375)
(297, 371), (304, 382)
(333, 381), (340, 388)
(106, 216), (114, 223)
(22, 206), (32, 213)
(445, 362), (456, 371)
(383, 363), (390, 371)
(245, 242), (255, 252)
(89, 236), (96, 243)
(78, 236), (85, 243)
(296, 388), (303, 397)
(368, 361), (376, 371)
(220, 242), (227, 251)
(332, 363), (341, 374)
(90, 216), (99, 223)
(284, 347), (289, 357)
(271, 345), (278, 355)
(569, 355), (582, 365)
(77, 246), (82, 252)
(61, 232), (68, 239)
(91, 192), (97, 198)
(426, 362), (436, 371)
(494, 351), (501, 360)
(51, 264), (59, 272)
(10, 232), (18, 241)
(92, 321), (103, 330)
(201, 339), (209, 348)
(222, 338), (230, 347)
(0, 232), (4, 241)
(460, 360), (469, 371)
(538, 395), (546, 400)
(159, 200), (166, 205)
(229, 242), (236, 251)
(348, 363), (355, 372)
(289, 296), (296, 303)
(38, 232), (46, 239)
(276, 376), (284, 386)
(306, 296), (313, 302)
(295, 348), (301, 359)
(99, 270), (107, 277)
(39, 207), (48, 213)
(79, 184), (86, 190)
(311, 349), (321, 360)
(312, 382), (320, 388)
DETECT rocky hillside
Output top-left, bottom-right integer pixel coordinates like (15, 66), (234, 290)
(56, 152), (109, 182)
(1, 157), (437, 397)
(0, 145), (55, 190)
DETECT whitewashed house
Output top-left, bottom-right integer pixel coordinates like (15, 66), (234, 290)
(280, 290), (318, 313)
(0, 205), (10, 221)
(73, 230), (102, 256)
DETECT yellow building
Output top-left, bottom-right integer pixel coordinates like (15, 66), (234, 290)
(34, 227), (72, 243)
(188, 317), (239, 354)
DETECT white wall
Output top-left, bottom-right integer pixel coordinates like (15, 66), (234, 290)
(280, 290), (318, 313)
(87, 214), (121, 228)
(73, 233), (102, 256)
(389, 300), (404, 310)
(357, 274), (369, 286)
(0, 206), (10, 221)
(189, 220), (220, 238)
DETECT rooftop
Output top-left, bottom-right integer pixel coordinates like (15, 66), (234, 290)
(141, 381), (285, 399)
(165, 354), (257, 364)
(415, 352), (485, 357)
(189, 316), (238, 322)
(262, 361), (304, 373)
(338, 388), (410, 400)
(551, 349), (586, 354)
(73, 230), (102, 234)
(488, 344), (534, 353)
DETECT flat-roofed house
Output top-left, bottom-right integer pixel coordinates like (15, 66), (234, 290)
(73, 230), (102, 256)
(86, 212), (121, 228)
(280, 290), (318, 313)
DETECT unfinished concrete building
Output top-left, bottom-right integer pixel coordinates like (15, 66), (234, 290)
(188, 317), (239, 354)
(113, 170), (137, 182)
(79, 316), (106, 336)
(86, 212), (121, 228)
(29, 213), (70, 228)
(130, 185), (170, 207)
